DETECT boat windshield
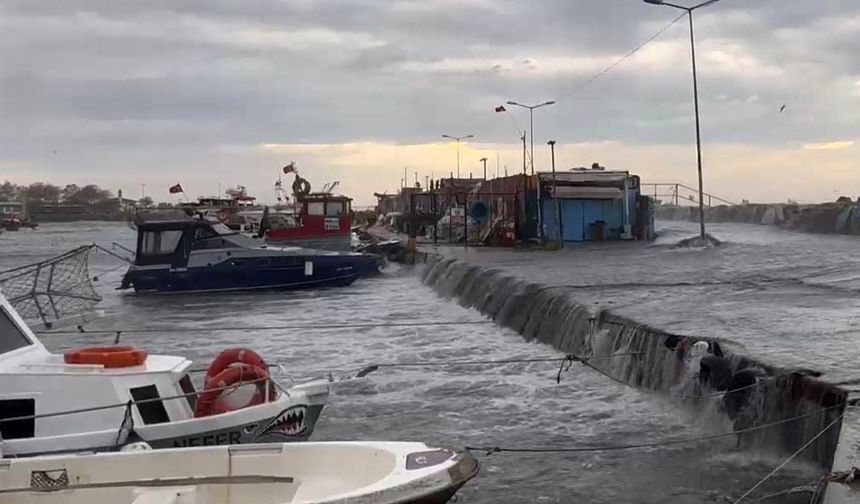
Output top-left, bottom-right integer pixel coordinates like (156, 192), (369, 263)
(0, 306), (33, 354)
(210, 222), (236, 236)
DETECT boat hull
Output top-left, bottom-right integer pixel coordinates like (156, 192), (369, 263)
(0, 441), (478, 503)
(2, 384), (329, 458)
(125, 253), (381, 294)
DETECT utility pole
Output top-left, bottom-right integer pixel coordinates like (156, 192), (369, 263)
(549, 140), (561, 248)
(480, 157), (488, 180)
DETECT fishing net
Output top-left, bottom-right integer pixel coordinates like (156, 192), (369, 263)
(0, 245), (102, 328)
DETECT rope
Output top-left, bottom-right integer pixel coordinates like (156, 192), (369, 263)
(0, 375), (274, 425)
(465, 404), (844, 455)
(38, 320), (497, 336)
(731, 414), (845, 503)
(554, 12), (687, 101)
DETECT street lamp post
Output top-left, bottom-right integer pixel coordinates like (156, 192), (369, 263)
(643, 0), (721, 240)
(441, 134), (475, 178)
(505, 101), (555, 176)
(480, 157), (488, 180)
(506, 100), (555, 242)
(548, 140), (562, 248)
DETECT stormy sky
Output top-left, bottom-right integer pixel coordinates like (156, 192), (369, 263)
(1, 0), (858, 205)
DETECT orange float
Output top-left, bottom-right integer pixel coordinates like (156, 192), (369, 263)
(63, 346), (148, 368)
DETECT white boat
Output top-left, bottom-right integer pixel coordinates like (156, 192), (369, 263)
(0, 441), (478, 503)
(0, 291), (330, 457)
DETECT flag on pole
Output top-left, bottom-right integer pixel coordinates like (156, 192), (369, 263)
(168, 183), (183, 194)
(495, 105), (506, 113)
(283, 162), (296, 174)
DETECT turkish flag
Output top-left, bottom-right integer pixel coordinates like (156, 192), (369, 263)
(169, 183), (183, 194)
(495, 105), (506, 113)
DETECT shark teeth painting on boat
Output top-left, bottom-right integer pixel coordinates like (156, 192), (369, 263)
(260, 405), (307, 438)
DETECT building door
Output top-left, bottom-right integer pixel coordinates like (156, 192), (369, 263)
(561, 200), (585, 242)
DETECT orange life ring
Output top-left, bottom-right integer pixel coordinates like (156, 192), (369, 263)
(203, 348), (269, 388)
(64, 346), (148, 368)
(218, 209), (229, 221)
(194, 363), (274, 418)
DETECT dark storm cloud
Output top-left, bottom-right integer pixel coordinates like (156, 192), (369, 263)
(0, 0), (858, 175)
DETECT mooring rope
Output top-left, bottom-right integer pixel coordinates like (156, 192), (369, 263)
(465, 404), (844, 455)
(37, 320), (497, 335)
(731, 414), (845, 504)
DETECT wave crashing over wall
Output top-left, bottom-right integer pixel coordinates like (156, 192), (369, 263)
(421, 255), (846, 467)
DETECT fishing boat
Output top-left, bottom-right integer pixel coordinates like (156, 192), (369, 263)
(0, 440), (478, 503)
(119, 215), (381, 294)
(0, 291), (330, 457)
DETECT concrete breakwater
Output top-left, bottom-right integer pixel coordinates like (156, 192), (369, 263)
(418, 253), (847, 468)
(656, 201), (860, 235)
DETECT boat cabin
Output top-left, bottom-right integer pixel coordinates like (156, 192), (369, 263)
(0, 292), (195, 456)
(265, 193), (353, 250)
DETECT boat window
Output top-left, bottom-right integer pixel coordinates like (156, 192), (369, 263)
(307, 202), (325, 216)
(210, 223), (236, 236)
(141, 230), (183, 255)
(325, 201), (344, 216)
(193, 227), (219, 240)
(0, 306), (34, 354)
(130, 385), (170, 425)
(0, 398), (35, 439)
(178, 374), (196, 410)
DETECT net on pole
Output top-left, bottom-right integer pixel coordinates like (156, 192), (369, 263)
(0, 245), (102, 328)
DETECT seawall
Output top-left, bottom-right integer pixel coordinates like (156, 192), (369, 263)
(414, 251), (847, 471)
(656, 201), (860, 235)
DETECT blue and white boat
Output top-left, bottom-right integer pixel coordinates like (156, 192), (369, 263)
(120, 217), (381, 294)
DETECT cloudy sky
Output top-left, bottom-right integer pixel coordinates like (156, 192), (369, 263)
(1, 0), (858, 205)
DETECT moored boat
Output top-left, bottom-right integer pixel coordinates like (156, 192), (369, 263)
(0, 292), (330, 457)
(0, 440), (478, 503)
(120, 215), (381, 294)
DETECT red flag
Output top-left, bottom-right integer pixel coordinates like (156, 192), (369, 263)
(283, 162), (296, 174)
(495, 105), (506, 113)
(169, 183), (183, 194)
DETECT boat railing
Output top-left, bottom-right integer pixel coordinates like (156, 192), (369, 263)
(0, 374), (282, 427)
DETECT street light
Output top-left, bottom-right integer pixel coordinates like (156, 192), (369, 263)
(504, 101), (555, 176)
(441, 134), (475, 178)
(643, 0), (722, 240)
(506, 100), (554, 242)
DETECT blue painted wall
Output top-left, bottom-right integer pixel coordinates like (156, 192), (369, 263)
(543, 198), (627, 242)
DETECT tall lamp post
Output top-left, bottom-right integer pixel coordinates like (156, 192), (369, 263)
(548, 140), (562, 248)
(507, 100), (554, 242)
(479, 157), (488, 180)
(643, 0), (722, 240)
(505, 101), (555, 175)
(441, 134), (474, 178)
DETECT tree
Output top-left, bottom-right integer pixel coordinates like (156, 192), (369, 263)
(24, 182), (61, 202)
(66, 184), (113, 205)
(138, 196), (154, 208)
(0, 181), (19, 201)
(61, 184), (80, 202)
